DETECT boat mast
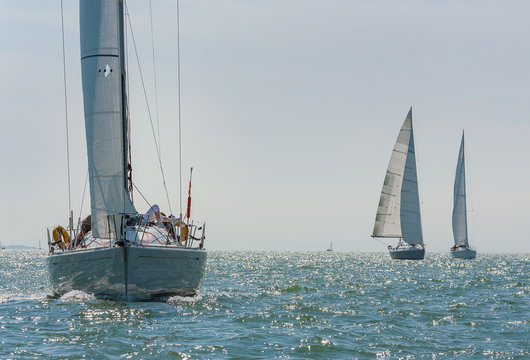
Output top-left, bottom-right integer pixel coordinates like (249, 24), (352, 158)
(119, 0), (133, 201)
(60, 0), (73, 235)
(176, 0), (183, 220)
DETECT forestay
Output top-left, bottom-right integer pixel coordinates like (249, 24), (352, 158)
(452, 133), (468, 246)
(80, 0), (136, 238)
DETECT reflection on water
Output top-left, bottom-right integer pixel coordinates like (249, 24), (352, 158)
(0, 250), (528, 358)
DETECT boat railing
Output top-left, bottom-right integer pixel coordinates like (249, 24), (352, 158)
(111, 213), (206, 249)
(48, 213), (205, 254)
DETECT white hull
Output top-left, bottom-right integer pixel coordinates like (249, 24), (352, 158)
(450, 246), (476, 259)
(388, 245), (425, 260)
(47, 246), (207, 301)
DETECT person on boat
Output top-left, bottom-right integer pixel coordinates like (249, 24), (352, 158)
(143, 204), (166, 224)
(74, 214), (91, 247)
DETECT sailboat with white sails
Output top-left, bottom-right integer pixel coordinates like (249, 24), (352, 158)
(450, 132), (476, 259)
(326, 242), (333, 252)
(47, 0), (207, 301)
(372, 108), (425, 260)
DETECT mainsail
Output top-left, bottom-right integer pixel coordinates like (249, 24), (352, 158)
(452, 132), (468, 246)
(373, 109), (423, 245)
(80, 0), (136, 238)
(399, 114), (423, 245)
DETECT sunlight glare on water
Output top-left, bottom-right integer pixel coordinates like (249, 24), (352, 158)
(0, 250), (528, 358)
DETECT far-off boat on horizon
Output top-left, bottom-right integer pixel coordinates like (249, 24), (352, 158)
(372, 108), (425, 260)
(450, 132), (476, 259)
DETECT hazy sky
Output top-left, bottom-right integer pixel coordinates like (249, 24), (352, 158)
(1, 1), (529, 253)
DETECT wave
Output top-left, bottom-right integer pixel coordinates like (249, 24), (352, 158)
(59, 290), (96, 302)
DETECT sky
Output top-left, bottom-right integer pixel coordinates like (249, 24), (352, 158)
(0, 1), (529, 253)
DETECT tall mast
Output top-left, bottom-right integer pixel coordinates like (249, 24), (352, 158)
(119, 0), (133, 200)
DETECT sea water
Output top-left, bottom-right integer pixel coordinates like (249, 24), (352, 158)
(0, 250), (528, 359)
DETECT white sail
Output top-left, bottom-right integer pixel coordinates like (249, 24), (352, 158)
(373, 109), (423, 245)
(80, 0), (136, 238)
(452, 132), (468, 246)
(373, 109), (411, 238)
(399, 115), (423, 245)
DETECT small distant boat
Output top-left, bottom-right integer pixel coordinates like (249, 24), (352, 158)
(0, 241), (4, 250)
(326, 242), (333, 252)
(372, 108), (425, 260)
(450, 132), (476, 259)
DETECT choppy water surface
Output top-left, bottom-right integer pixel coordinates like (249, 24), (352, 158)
(0, 250), (528, 359)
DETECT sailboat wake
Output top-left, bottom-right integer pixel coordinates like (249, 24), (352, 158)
(59, 290), (96, 302)
(167, 294), (204, 305)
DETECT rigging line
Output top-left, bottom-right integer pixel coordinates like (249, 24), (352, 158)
(132, 182), (153, 211)
(78, 169), (89, 219)
(76, 169), (89, 230)
(124, 4), (173, 216)
(373, 236), (392, 247)
(60, 0), (72, 222)
(176, 0), (183, 218)
(149, 0), (162, 157)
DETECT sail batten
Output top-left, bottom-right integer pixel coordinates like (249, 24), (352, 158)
(80, 0), (136, 238)
(373, 109), (423, 245)
(452, 133), (468, 246)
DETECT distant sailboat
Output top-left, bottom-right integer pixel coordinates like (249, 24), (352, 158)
(450, 132), (476, 259)
(327, 242), (333, 252)
(372, 108), (425, 260)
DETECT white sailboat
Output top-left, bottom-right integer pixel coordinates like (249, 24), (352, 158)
(450, 132), (476, 259)
(47, 0), (207, 301)
(372, 108), (425, 260)
(326, 242), (333, 252)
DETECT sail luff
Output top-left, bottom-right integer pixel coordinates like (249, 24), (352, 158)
(452, 132), (468, 246)
(80, 0), (136, 238)
(372, 109), (413, 238)
(399, 114), (423, 245)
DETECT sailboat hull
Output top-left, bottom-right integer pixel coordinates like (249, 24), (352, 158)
(450, 247), (476, 259)
(47, 246), (207, 301)
(388, 247), (425, 260)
